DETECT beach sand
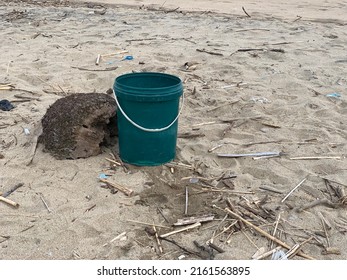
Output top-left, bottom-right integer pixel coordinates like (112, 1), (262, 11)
(0, 0), (346, 260)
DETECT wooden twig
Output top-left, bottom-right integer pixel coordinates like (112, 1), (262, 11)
(196, 48), (223, 56)
(160, 222), (201, 238)
(217, 152), (281, 158)
(241, 230), (259, 249)
(296, 198), (338, 212)
(26, 135), (39, 166)
(160, 236), (204, 259)
(153, 226), (163, 254)
(254, 246), (281, 260)
(224, 208), (315, 260)
(84, 204), (96, 213)
(100, 178), (133, 196)
(242, 6), (251, 17)
(238, 48), (264, 52)
(271, 212), (282, 248)
(208, 242), (225, 253)
(178, 132), (205, 139)
(290, 156), (341, 160)
(321, 247), (341, 255)
(185, 187), (189, 215)
(285, 237), (314, 259)
(321, 216), (330, 247)
(105, 157), (122, 166)
(126, 219), (171, 229)
(318, 212), (332, 230)
(13, 94), (40, 101)
(71, 66), (118, 72)
(156, 205), (170, 224)
(126, 38), (157, 42)
(174, 214), (215, 226)
(281, 177), (307, 203)
(2, 183), (24, 197)
(103, 232), (127, 246)
(0, 196), (19, 208)
(40, 194), (51, 213)
(101, 50), (128, 57)
(259, 185), (283, 194)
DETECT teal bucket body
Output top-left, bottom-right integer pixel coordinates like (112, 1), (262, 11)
(114, 72), (183, 166)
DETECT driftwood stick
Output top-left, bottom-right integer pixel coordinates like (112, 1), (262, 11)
(259, 185), (283, 194)
(208, 242), (225, 253)
(160, 236), (204, 259)
(185, 187), (189, 215)
(290, 156), (341, 160)
(174, 214), (215, 226)
(296, 198), (338, 212)
(286, 236), (314, 259)
(271, 212), (282, 248)
(281, 177), (307, 203)
(26, 135), (39, 166)
(196, 48), (223, 56)
(160, 222), (201, 238)
(156, 205), (171, 224)
(0, 196), (19, 208)
(224, 208), (315, 260)
(2, 183), (24, 197)
(242, 6), (251, 17)
(126, 219), (171, 229)
(71, 66), (118, 72)
(153, 226), (163, 254)
(318, 212), (332, 230)
(105, 157), (122, 166)
(40, 193), (51, 213)
(100, 178), (133, 196)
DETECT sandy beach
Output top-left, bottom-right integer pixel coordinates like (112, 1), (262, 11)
(1, 0), (347, 260)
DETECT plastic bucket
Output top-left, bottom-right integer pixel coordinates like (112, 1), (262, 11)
(113, 72), (183, 166)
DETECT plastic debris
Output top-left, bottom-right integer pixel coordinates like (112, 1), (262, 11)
(23, 128), (30, 135)
(121, 55), (133, 61)
(326, 92), (341, 98)
(0, 99), (14, 111)
(250, 96), (271, 103)
(272, 249), (288, 260)
(189, 178), (199, 183)
(99, 173), (109, 179)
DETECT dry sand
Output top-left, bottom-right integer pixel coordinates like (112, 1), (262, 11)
(0, 0), (347, 260)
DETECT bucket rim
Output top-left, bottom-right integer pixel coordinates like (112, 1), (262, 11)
(114, 72), (182, 92)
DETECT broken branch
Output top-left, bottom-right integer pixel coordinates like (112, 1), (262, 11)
(224, 208), (315, 260)
(100, 178), (133, 196)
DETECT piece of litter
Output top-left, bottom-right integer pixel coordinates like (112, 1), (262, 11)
(326, 92), (341, 98)
(0, 99), (15, 111)
(272, 249), (288, 260)
(121, 55), (133, 61)
(251, 96), (271, 103)
(23, 128), (30, 135)
(189, 178), (199, 183)
(99, 173), (108, 179)
(178, 255), (186, 260)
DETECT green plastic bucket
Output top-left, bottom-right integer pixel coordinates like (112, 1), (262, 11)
(113, 72), (183, 166)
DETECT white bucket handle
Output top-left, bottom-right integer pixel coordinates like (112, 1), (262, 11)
(113, 88), (184, 133)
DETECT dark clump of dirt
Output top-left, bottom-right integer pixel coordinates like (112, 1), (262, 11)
(39, 93), (117, 159)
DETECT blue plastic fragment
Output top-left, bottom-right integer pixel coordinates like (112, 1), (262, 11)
(121, 55), (133, 61)
(99, 173), (108, 179)
(326, 92), (341, 98)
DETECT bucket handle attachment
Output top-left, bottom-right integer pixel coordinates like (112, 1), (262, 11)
(113, 89), (184, 133)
